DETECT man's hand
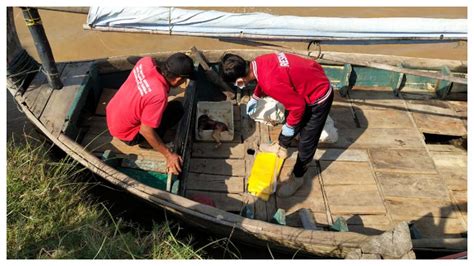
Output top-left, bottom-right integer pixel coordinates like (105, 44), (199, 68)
(166, 152), (183, 175)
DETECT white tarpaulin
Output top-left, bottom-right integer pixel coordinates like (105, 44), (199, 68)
(87, 7), (467, 40)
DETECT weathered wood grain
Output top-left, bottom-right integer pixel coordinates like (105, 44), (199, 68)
(40, 62), (93, 137)
(320, 161), (376, 185)
(376, 172), (450, 200)
(186, 173), (244, 193)
(189, 158), (246, 176)
(191, 142), (245, 159)
(319, 127), (425, 149)
(324, 184), (386, 215)
(369, 148), (437, 174)
(315, 148), (369, 161)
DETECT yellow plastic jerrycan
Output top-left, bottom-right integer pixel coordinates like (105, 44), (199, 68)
(248, 152), (284, 201)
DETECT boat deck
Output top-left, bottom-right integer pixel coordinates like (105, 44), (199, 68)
(19, 58), (467, 250)
(184, 87), (467, 242)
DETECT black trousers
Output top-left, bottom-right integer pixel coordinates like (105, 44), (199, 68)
(125, 100), (184, 146)
(278, 89), (334, 178)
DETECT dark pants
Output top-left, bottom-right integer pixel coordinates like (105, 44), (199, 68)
(125, 100), (184, 146)
(279, 89), (334, 178)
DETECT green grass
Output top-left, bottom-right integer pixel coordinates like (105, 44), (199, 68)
(7, 136), (207, 259)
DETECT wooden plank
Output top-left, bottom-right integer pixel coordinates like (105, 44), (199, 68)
(95, 88), (116, 115)
(259, 123), (271, 146)
(393, 217), (465, 238)
(376, 172), (450, 200)
(384, 197), (458, 220)
(315, 148), (369, 161)
(276, 167), (326, 214)
(329, 104), (358, 129)
(355, 109), (414, 129)
(82, 131), (166, 160)
(324, 184), (386, 215)
(319, 127), (425, 149)
(185, 190), (244, 212)
(269, 125), (281, 142)
(189, 158), (246, 176)
(349, 87), (407, 110)
(426, 144), (466, 154)
(185, 173), (244, 193)
(320, 161), (376, 185)
(40, 62), (93, 137)
(406, 100), (467, 136)
(191, 142), (245, 159)
(369, 148), (437, 174)
(336, 214), (394, 235)
(23, 63), (67, 118)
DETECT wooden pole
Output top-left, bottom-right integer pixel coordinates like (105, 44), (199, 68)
(21, 7), (63, 90)
(191, 46), (236, 101)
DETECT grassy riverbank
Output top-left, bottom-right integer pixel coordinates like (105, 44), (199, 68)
(6, 136), (207, 259)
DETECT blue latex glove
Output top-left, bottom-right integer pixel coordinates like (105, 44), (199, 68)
(281, 123), (295, 137)
(246, 97), (258, 116)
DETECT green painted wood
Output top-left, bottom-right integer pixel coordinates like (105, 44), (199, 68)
(338, 64), (352, 97)
(117, 167), (168, 190)
(63, 62), (97, 139)
(436, 66), (453, 99)
(390, 65), (405, 97)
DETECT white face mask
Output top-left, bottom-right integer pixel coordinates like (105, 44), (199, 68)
(234, 78), (246, 89)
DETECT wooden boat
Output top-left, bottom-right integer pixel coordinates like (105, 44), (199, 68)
(7, 8), (467, 259)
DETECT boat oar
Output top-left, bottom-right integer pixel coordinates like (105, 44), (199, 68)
(190, 46), (236, 101)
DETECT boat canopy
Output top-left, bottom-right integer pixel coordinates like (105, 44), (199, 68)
(86, 7), (467, 41)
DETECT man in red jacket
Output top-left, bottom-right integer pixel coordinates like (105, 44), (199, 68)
(107, 53), (196, 175)
(221, 52), (333, 197)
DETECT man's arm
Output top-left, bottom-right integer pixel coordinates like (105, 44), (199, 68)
(139, 124), (182, 175)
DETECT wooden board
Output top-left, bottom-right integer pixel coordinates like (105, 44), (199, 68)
(406, 100), (467, 136)
(315, 148), (369, 162)
(376, 172), (450, 200)
(40, 62), (93, 137)
(276, 167), (327, 214)
(23, 63), (67, 118)
(191, 142), (245, 159)
(185, 173), (244, 193)
(333, 214), (393, 235)
(328, 104), (358, 129)
(185, 190), (245, 212)
(324, 184), (386, 215)
(319, 161), (376, 185)
(355, 109), (414, 129)
(349, 87), (407, 110)
(189, 158), (246, 176)
(319, 127), (425, 149)
(95, 88), (116, 115)
(369, 148), (437, 174)
(384, 197), (459, 220)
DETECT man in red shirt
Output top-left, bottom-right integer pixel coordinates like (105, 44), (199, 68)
(106, 53), (196, 175)
(221, 52), (333, 197)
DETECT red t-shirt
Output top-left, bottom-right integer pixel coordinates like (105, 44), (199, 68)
(106, 57), (169, 141)
(252, 52), (330, 127)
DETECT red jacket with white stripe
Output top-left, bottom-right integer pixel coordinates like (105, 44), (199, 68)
(252, 52), (330, 127)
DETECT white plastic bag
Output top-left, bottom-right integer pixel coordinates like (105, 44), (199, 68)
(250, 97), (285, 126)
(249, 97), (338, 143)
(319, 115), (338, 143)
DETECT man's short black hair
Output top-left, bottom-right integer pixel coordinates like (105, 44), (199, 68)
(220, 54), (248, 82)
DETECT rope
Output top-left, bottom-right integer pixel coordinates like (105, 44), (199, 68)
(307, 40), (322, 59)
